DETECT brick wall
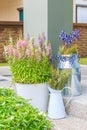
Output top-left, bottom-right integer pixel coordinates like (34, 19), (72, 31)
(73, 23), (87, 57)
(0, 22), (87, 62)
(0, 21), (23, 62)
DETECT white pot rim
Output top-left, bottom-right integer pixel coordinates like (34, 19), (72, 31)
(15, 82), (49, 85)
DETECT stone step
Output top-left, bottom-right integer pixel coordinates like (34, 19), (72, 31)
(52, 116), (87, 130)
(81, 75), (87, 80)
(0, 66), (11, 76)
(64, 94), (87, 120)
(80, 65), (87, 75)
(81, 79), (87, 94)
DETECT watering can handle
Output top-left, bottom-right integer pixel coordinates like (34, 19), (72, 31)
(62, 86), (73, 108)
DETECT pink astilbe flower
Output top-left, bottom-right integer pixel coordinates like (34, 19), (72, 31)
(18, 53), (22, 60)
(36, 56), (41, 62)
(35, 48), (38, 55)
(46, 44), (52, 56)
(38, 35), (44, 49)
(34, 48), (40, 61)
(16, 40), (28, 49)
(22, 40), (28, 48)
(38, 47), (42, 53)
(16, 40), (23, 49)
(13, 49), (19, 58)
(36, 53), (41, 62)
(31, 51), (35, 58)
(42, 50), (46, 57)
(30, 37), (35, 48)
(6, 45), (13, 56)
(25, 49), (30, 57)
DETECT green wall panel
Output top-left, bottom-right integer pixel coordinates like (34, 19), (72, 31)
(48, 0), (73, 55)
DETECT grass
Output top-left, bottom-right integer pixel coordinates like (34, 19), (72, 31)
(0, 62), (8, 66)
(79, 58), (87, 65)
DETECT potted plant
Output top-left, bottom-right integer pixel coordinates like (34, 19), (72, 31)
(4, 33), (52, 112)
(48, 68), (70, 119)
(57, 30), (81, 96)
(58, 29), (80, 69)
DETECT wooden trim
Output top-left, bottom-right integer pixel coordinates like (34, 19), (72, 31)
(73, 23), (87, 27)
(76, 5), (77, 23)
(76, 4), (87, 7)
(0, 21), (23, 26)
(17, 7), (23, 11)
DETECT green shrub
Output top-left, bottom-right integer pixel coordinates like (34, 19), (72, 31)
(0, 88), (52, 130)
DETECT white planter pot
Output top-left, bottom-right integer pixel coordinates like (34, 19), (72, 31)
(48, 87), (66, 119)
(15, 83), (49, 112)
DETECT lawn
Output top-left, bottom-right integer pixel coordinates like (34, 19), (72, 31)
(79, 58), (87, 65)
(0, 62), (8, 66)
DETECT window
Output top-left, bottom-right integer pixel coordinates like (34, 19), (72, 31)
(17, 8), (23, 21)
(76, 5), (87, 23)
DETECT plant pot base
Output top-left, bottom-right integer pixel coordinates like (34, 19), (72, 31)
(15, 83), (49, 112)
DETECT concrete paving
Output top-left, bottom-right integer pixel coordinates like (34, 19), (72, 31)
(52, 116), (87, 130)
(0, 66), (11, 76)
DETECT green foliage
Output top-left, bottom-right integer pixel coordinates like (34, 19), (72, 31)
(10, 56), (51, 84)
(59, 44), (78, 55)
(0, 88), (52, 130)
(49, 68), (70, 90)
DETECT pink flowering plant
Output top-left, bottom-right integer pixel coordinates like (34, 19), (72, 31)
(4, 33), (52, 84)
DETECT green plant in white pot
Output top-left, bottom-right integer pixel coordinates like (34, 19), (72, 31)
(4, 33), (52, 112)
(48, 68), (70, 119)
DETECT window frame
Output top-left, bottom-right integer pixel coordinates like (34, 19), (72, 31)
(17, 7), (23, 21)
(76, 4), (87, 23)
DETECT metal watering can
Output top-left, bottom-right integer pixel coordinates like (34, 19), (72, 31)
(58, 54), (81, 96)
(48, 87), (72, 119)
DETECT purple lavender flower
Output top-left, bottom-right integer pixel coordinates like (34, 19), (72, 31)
(59, 30), (67, 42)
(72, 30), (80, 41)
(59, 29), (80, 46)
(42, 32), (46, 41)
(38, 36), (43, 44)
(38, 35), (44, 49)
(27, 33), (30, 40)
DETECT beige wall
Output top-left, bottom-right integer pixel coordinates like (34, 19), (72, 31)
(0, 0), (23, 21)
